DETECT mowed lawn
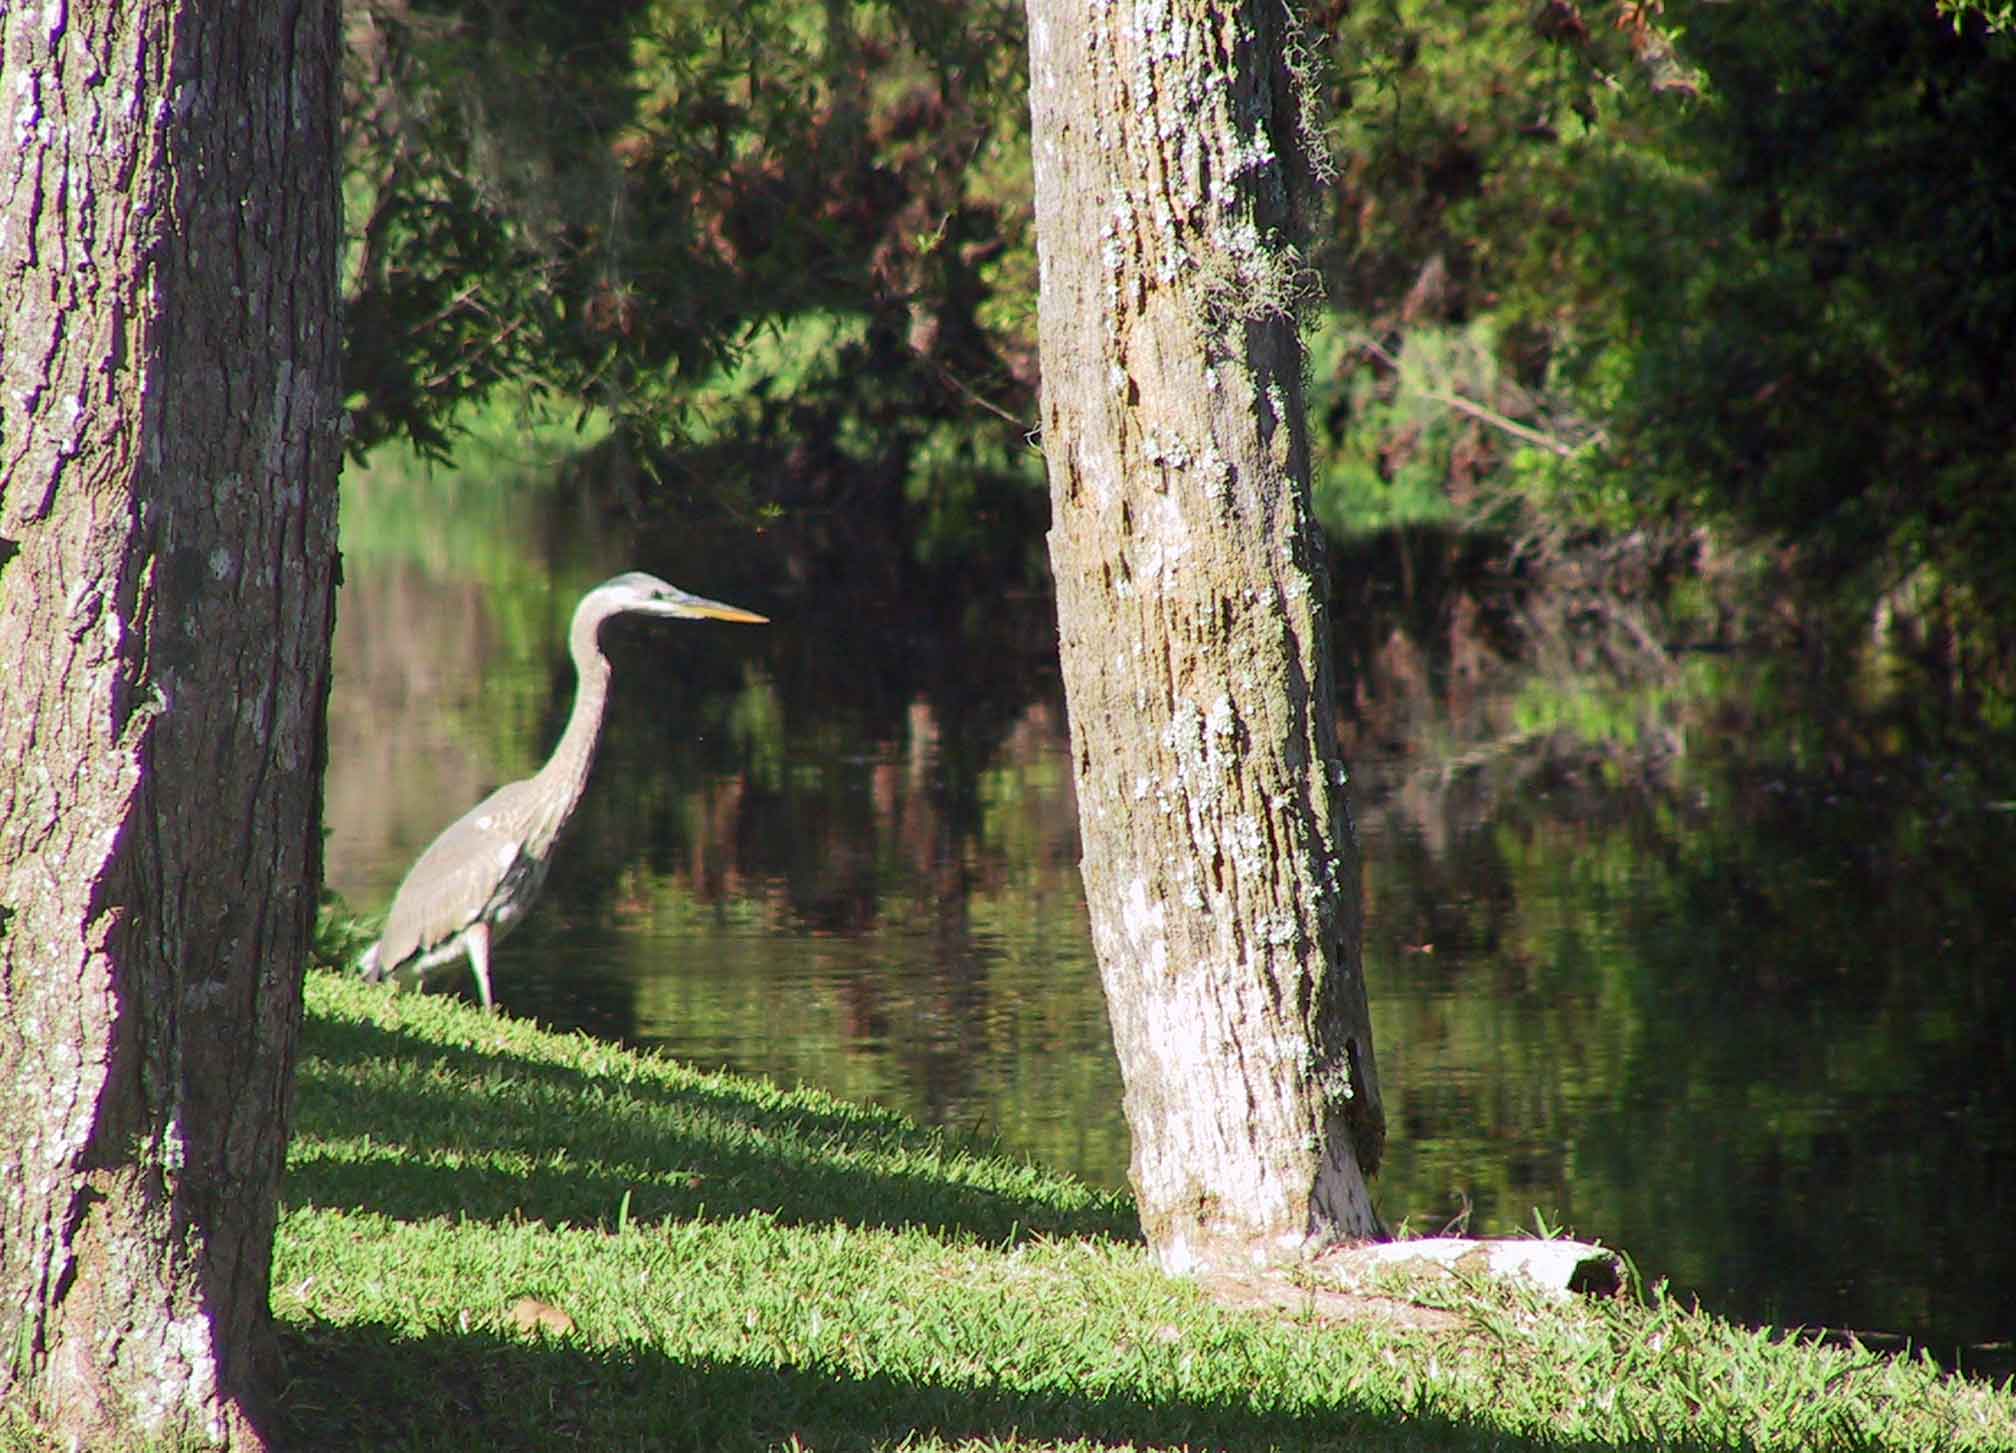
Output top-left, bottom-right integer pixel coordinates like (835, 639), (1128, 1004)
(258, 972), (2016, 1452)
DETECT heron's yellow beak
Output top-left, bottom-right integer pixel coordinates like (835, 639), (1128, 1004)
(678, 597), (768, 625)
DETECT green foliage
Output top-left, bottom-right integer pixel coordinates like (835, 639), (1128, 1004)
(341, 1), (644, 459)
(1558, 6), (2016, 605)
(344, 0), (2016, 658)
(1320, 0), (1650, 324)
(1939, 0), (2016, 36)
(1308, 314), (1573, 537)
(1313, 0), (2016, 662)
(342, 0), (1041, 576)
(313, 892), (379, 973)
(1308, 0), (1659, 545)
(1308, 317), (1453, 537)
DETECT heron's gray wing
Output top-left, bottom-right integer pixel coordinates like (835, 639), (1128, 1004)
(376, 780), (542, 971)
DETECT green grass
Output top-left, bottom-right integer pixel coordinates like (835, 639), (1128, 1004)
(25, 970), (2011, 1451)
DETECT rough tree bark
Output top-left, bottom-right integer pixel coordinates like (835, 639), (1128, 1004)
(1024, 0), (1385, 1273)
(0, 3), (342, 1447)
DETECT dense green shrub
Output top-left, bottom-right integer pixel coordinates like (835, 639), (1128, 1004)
(343, 0), (2016, 662)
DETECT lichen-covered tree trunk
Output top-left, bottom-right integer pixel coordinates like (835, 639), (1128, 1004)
(0, 3), (342, 1446)
(1024, 0), (1385, 1273)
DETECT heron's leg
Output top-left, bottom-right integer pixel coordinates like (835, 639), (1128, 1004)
(464, 921), (496, 1014)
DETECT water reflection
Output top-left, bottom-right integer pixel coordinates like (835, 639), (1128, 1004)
(328, 452), (2016, 1370)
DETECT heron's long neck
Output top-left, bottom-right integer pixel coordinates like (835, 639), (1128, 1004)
(524, 621), (615, 854)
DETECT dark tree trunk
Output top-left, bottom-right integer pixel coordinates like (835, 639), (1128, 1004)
(0, 2), (342, 1446)
(1023, 0), (1385, 1274)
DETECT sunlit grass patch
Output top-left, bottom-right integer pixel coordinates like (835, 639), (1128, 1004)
(289, 972), (1130, 1247)
(273, 970), (2016, 1451)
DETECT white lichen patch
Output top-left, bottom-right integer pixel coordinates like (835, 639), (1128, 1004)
(1205, 694), (1237, 742)
(138, 1311), (226, 1444)
(1273, 1028), (1314, 1071)
(1143, 430), (1191, 471)
(1257, 912), (1297, 948)
(1227, 813), (1267, 877)
(1082, 446), (1121, 514)
(1128, 491), (1193, 590)
(1162, 697), (1206, 760)
(1159, 1228), (1202, 1276)
(1198, 442), (1231, 500)
(1121, 876), (1168, 979)
(12, 73), (44, 148)
(1264, 376), (1290, 426)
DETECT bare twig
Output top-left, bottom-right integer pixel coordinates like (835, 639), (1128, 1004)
(1352, 334), (1601, 459)
(1419, 387), (1594, 459)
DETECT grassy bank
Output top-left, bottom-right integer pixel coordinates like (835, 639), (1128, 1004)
(267, 973), (2016, 1451)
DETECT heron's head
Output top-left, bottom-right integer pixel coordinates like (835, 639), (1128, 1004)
(584, 571), (768, 627)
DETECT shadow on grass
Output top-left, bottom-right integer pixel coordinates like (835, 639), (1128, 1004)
(278, 1315), (1652, 1453)
(288, 999), (1138, 1246)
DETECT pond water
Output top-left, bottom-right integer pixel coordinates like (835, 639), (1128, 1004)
(327, 443), (2016, 1372)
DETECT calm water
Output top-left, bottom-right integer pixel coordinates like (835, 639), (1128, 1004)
(328, 451), (2016, 1369)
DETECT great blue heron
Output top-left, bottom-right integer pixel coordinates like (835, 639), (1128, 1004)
(357, 571), (766, 1011)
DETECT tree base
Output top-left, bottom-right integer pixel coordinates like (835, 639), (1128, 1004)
(1190, 1236), (1625, 1331)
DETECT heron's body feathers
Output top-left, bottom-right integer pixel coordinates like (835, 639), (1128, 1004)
(371, 779), (555, 974)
